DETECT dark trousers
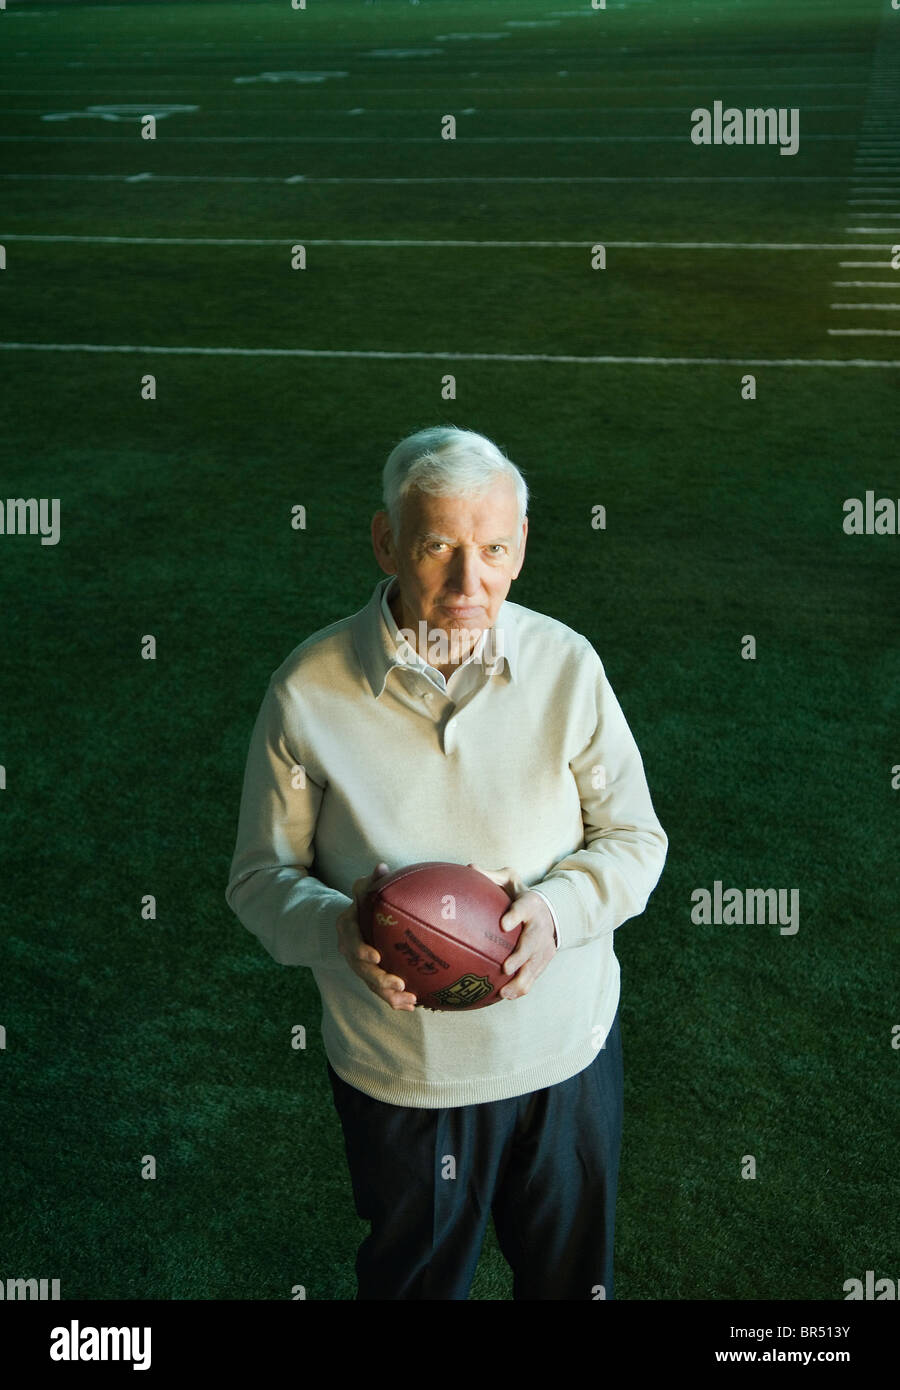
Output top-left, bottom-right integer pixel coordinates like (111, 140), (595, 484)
(327, 1007), (623, 1300)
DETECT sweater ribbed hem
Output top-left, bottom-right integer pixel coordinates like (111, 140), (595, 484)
(324, 1034), (612, 1110)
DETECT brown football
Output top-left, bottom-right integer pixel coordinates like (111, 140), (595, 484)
(359, 861), (524, 1011)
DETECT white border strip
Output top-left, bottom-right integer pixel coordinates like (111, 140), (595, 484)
(0, 234), (891, 251)
(0, 342), (897, 367)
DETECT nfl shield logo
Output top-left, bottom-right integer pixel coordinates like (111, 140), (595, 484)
(432, 973), (494, 1008)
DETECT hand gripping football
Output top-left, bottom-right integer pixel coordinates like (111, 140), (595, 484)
(359, 861), (524, 1011)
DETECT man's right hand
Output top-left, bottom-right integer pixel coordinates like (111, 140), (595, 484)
(336, 862), (418, 1011)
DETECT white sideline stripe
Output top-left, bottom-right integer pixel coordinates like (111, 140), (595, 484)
(838, 260), (894, 266)
(830, 303), (900, 309)
(0, 103), (871, 116)
(0, 234), (891, 251)
(844, 227), (900, 233)
(0, 133), (861, 144)
(0, 83), (876, 96)
(0, 172), (863, 186)
(846, 199), (900, 204)
(828, 329), (900, 336)
(1, 342), (898, 367)
(832, 281), (900, 286)
(0, 102), (873, 116)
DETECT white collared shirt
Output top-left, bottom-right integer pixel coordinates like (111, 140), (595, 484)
(379, 575), (560, 946)
(380, 575), (496, 699)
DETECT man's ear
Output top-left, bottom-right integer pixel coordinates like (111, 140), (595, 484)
(512, 517), (528, 579)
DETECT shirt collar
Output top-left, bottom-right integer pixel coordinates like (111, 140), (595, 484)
(351, 575), (518, 699)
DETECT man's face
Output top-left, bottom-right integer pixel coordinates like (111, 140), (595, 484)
(372, 476), (527, 661)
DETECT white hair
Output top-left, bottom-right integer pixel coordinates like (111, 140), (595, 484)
(382, 426), (528, 538)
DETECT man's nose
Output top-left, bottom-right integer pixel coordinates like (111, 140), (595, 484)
(447, 548), (481, 596)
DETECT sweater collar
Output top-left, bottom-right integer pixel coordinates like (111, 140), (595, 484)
(351, 575), (518, 698)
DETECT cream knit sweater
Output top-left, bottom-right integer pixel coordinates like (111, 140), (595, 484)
(225, 576), (667, 1107)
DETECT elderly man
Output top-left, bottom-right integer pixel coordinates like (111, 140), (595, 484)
(225, 425), (667, 1300)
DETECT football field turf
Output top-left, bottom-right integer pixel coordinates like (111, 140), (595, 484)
(1, 0), (897, 1304)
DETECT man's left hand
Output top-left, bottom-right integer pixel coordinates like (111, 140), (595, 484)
(468, 865), (558, 1001)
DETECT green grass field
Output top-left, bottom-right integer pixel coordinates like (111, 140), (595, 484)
(1, 0), (898, 1302)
